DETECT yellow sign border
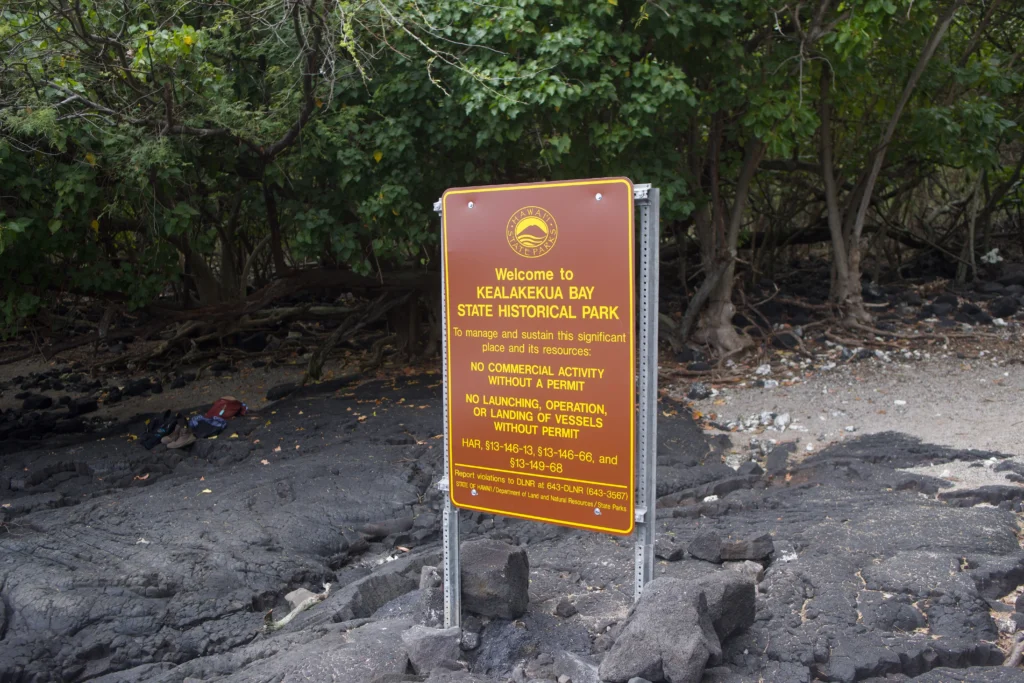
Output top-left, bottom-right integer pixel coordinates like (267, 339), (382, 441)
(441, 178), (636, 535)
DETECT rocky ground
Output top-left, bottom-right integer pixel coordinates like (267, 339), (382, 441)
(3, 356), (1024, 682)
(2, 266), (1024, 682)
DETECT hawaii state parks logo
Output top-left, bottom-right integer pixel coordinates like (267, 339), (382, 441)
(506, 206), (558, 258)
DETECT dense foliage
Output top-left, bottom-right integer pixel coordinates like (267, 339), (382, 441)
(1, 0), (1022, 352)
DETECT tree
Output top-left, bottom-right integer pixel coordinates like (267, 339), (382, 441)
(2, 0), (1022, 357)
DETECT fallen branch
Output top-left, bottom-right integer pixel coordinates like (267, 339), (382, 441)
(775, 297), (835, 313)
(715, 346), (751, 370)
(263, 583), (331, 633)
(824, 331), (866, 348)
(1005, 632), (1024, 668)
(661, 368), (743, 382)
(362, 333), (398, 372)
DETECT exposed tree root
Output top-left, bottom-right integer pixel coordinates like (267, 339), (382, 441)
(303, 293), (410, 385)
(361, 334), (398, 372)
(1005, 632), (1024, 668)
(1, 267), (432, 367)
(263, 583), (331, 633)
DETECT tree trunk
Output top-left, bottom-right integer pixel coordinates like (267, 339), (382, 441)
(177, 240), (224, 306)
(819, 65), (850, 305)
(956, 172), (983, 283)
(841, 0), (965, 324)
(263, 183), (289, 277)
(698, 258), (747, 354)
(692, 139), (765, 355)
(215, 190), (245, 299)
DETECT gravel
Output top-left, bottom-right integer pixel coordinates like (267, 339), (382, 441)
(689, 355), (1024, 459)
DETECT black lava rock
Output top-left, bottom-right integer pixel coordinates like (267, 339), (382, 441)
(124, 379), (152, 397)
(721, 533), (775, 561)
(767, 442), (796, 472)
(67, 398), (98, 417)
(554, 599), (578, 618)
(655, 538), (686, 562)
(460, 538), (529, 619)
(862, 281), (886, 302)
(22, 395), (52, 411)
(687, 362), (712, 372)
(736, 461), (764, 476)
(931, 302), (955, 317)
(675, 348), (704, 364)
(773, 330), (802, 350)
(688, 531), (723, 563)
(989, 296), (1019, 318)
(238, 333), (268, 353)
(1000, 271), (1024, 286)
(973, 312), (994, 326)
(688, 383), (712, 401)
(599, 577), (720, 682)
(976, 280), (1005, 294)
(170, 377), (187, 389)
(53, 418), (89, 435)
(267, 383), (297, 401)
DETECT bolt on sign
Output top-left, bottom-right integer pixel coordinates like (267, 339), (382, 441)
(441, 178), (635, 534)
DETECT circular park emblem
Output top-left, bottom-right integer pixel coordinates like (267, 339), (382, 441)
(506, 206), (558, 258)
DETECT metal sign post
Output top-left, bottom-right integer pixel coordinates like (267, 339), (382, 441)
(633, 185), (659, 600)
(434, 196), (462, 628)
(434, 182), (659, 627)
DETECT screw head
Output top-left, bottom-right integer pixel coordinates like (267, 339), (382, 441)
(468, 201), (475, 209)
(596, 193), (603, 201)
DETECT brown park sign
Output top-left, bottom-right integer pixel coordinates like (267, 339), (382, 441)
(442, 178), (635, 534)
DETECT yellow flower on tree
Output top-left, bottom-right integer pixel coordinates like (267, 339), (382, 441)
(90, 220), (99, 232)
(183, 35), (193, 46)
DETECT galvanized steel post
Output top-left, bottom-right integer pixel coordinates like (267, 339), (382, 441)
(435, 198), (462, 628)
(633, 185), (659, 601)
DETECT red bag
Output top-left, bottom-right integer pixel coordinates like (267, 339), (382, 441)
(205, 396), (248, 420)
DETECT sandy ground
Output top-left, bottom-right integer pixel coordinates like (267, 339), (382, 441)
(684, 352), (1024, 490)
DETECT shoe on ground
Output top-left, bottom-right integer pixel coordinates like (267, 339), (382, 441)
(161, 424), (183, 445)
(167, 428), (196, 449)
